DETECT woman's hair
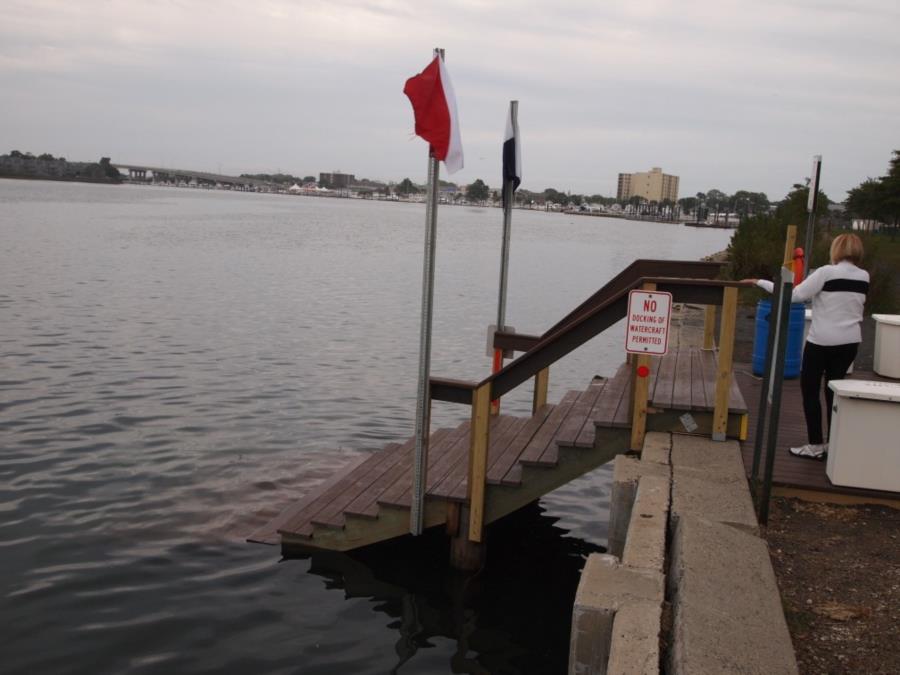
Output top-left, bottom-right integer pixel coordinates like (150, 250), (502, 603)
(830, 233), (864, 265)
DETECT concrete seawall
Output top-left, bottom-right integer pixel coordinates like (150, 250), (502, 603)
(569, 432), (798, 674)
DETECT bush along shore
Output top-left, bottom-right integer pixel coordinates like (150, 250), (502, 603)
(0, 151), (122, 184)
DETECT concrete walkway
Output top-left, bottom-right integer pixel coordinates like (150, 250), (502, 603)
(569, 431), (798, 675)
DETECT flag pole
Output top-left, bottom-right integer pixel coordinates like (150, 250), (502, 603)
(410, 48), (444, 536)
(802, 155), (822, 278)
(491, 101), (519, 411)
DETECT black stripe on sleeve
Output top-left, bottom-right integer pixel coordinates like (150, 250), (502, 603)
(822, 278), (869, 295)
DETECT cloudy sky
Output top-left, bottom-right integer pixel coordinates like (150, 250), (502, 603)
(2, 0), (898, 199)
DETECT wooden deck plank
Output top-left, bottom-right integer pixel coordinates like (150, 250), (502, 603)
(612, 368), (633, 428)
(729, 368), (748, 413)
(651, 350), (677, 409)
(671, 347), (693, 409)
(344, 428), (452, 519)
(409, 415), (518, 505)
(592, 364), (631, 427)
(555, 382), (607, 447)
(377, 421), (470, 508)
(311, 442), (407, 528)
(517, 391), (581, 465)
(248, 453), (370, 544)
(447, 416), (533, 501)
(488, 404), (555, 485)
(278, 442), (416, 536)
(699, 348), (718, 411)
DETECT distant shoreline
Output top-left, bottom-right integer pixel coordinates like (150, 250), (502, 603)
(0, 173), (122, 186)
(0, 177), (719, 228)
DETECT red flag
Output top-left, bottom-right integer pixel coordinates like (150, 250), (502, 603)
(403, 55), (464, 174)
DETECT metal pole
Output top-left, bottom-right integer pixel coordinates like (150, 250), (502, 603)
(759, 267), (794, 525)
(802, 155), (822, 278)
(497, 183), (513, 330)
(750, 265), (783, 491)
(410, 48), (444, 536)
(496, 100), (518, 333)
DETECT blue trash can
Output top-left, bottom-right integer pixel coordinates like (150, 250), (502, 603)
(752, 299), (805, 378)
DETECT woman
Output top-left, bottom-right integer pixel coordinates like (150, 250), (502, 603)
(743, 233), (869, 459)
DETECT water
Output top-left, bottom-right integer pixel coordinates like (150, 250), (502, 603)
(0, 179), (731, 674)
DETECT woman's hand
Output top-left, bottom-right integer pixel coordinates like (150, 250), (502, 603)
(740, 278), (759, 285)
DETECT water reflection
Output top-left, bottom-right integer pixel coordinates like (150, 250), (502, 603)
(294, 503), (604, 675)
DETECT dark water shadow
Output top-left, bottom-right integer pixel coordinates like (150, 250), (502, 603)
(286, 502), (604, 674)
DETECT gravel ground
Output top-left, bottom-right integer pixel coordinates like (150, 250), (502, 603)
(764, 498), (900, 675)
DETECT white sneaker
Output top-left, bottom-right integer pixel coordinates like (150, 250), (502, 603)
(789, 443), (828, 460)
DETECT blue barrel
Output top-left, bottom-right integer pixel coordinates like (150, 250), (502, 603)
(752, 300), (805, 378)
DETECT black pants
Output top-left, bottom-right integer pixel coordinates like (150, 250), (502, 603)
(800, 342), (859, 445)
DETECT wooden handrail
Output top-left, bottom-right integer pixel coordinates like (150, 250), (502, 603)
(490, 259), (726, 355)
(427, 258), (743, 546)
(493, 331), (540, 353)
(435, 276), (746, 405)
(430, 377), (476, 405)
(542, 259), (724, 338)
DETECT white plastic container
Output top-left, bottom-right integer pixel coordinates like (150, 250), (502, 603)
(872, 314), (900, 379)
(826, 380), (900, 492)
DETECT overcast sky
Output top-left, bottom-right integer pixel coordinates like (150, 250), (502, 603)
(2, 0), (898, 199)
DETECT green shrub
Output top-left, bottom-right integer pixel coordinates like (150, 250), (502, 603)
(725, 187), (897, 314)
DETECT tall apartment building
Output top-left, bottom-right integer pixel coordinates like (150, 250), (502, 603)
(616, 167), (679, 203)
(319, 171), (355, 188)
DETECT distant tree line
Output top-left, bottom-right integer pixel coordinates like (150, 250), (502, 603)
(727, 178), (896, 313)
(844, 150), (900, 235)
(1, 151), (121, 183)
(240, 172), (316, 185)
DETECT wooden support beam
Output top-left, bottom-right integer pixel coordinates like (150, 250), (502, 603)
(712, 286), (738, 441)
(702, 305), (717, 350)
(467, 383), (492, 543)
(783, 224), (797, 270)
(450, 506), (485, 571)
(532, 367), (549, 415)
(630, 353), (652, 450)
(445, 501), (460, 538)
(629, 282), (656, 450)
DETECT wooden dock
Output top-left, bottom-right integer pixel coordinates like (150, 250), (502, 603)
(735, 365), (900, 504)
(248, 259), (757, 561)
(250, 347), (748, 552)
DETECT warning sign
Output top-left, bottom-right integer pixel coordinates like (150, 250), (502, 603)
(625, 289), (672, 355)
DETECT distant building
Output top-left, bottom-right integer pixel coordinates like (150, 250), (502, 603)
(319, 171), (355, 188)
(616, 167), (679, 203)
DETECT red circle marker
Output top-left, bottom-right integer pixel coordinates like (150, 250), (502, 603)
(637, 365), (650, 378)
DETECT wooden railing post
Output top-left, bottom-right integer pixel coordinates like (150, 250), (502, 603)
(712, 286), (738, 441)
(783, 224), (797, 269)
(532, 367), (549, 414)
(467, 382), (492, 543)
(702, 305), (716, 350)
(629, 282), (656, 450)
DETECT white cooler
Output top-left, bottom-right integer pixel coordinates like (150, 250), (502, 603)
(872, 314), (900, 379)
(826, 380), (900, 492)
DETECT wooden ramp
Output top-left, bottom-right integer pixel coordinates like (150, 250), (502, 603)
(250, 347), (748, 553)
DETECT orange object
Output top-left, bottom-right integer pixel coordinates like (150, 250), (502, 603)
(793, 247), (804, 286)
(490, 348), (503, 413)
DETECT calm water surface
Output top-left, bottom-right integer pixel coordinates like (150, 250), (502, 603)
(0, 180), (731, 674)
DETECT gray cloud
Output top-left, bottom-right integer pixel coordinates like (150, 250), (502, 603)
(2, 0), (898, 199)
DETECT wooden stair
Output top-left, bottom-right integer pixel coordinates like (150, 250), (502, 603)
(249, 348), (747, 553)
(249, 380), (629, 552)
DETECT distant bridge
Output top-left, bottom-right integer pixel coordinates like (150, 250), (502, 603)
(114, 164), (273, 190)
